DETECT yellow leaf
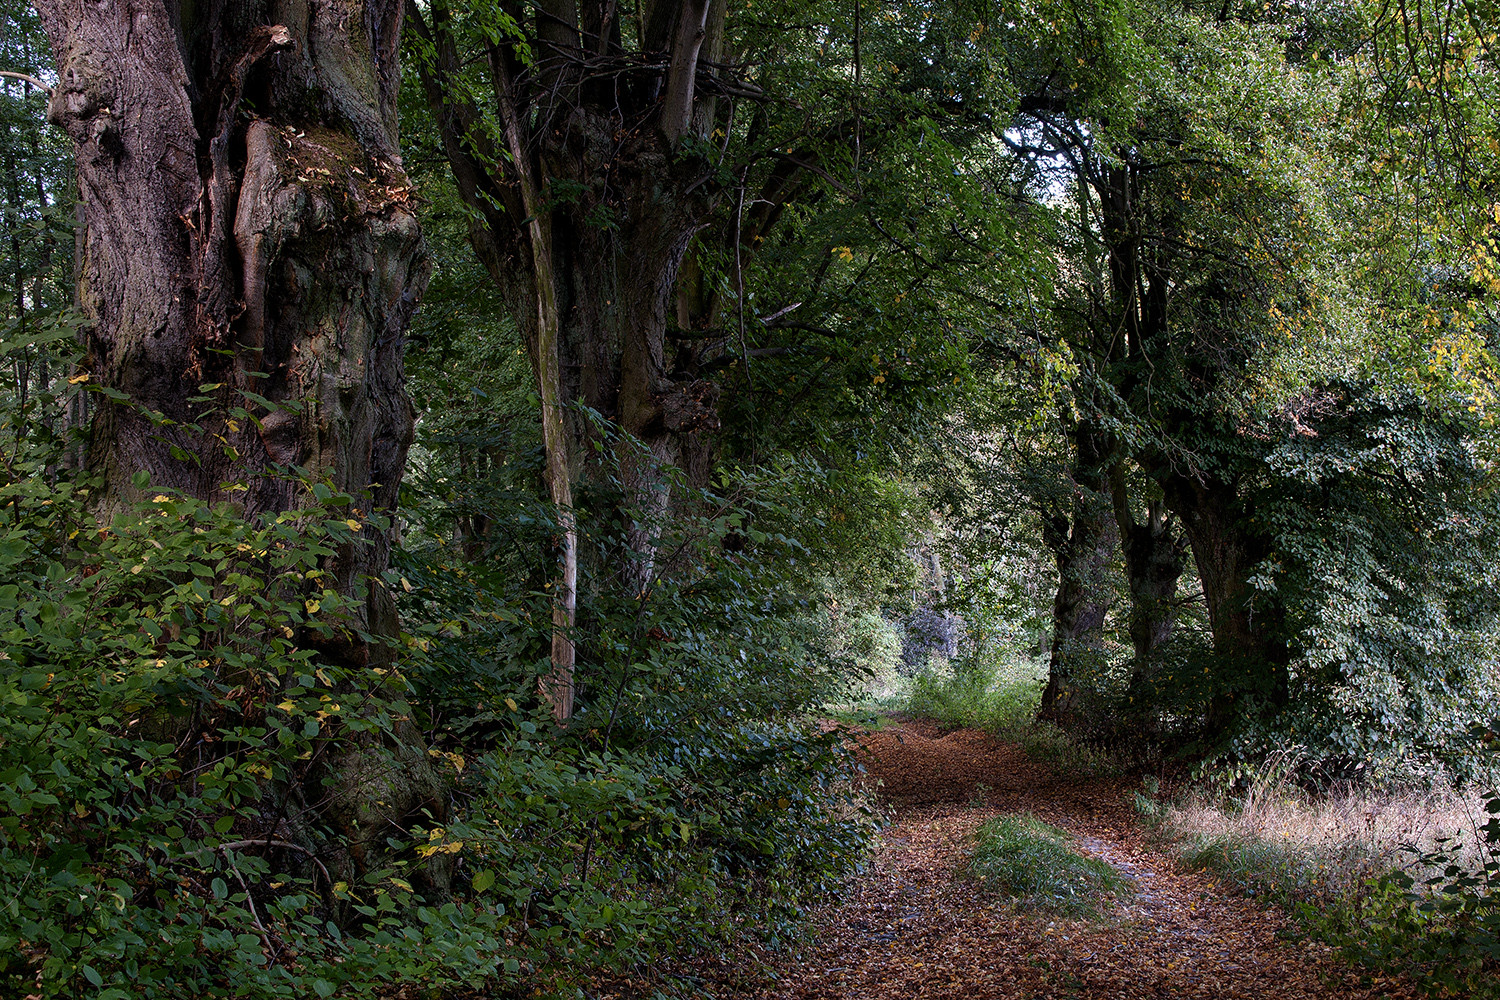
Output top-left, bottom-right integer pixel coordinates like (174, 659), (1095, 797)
(504, 697), (519, 712)
(345, 519), (361, 531)
(67, 373), (90, 384)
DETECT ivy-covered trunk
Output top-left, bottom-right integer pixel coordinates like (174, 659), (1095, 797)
(34, 0), (443, 883)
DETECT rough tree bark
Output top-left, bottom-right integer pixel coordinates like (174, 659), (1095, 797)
(1159, 469), (1290, 729)
(34, 0), (442, 884)
(1038, 425), (1118, 726)
(409, 0), (734, 719)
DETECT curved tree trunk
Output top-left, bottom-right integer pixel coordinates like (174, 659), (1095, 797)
(35, 0), (442, 885)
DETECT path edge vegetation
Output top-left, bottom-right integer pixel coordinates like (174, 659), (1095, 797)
(2, 0), (1500, 996)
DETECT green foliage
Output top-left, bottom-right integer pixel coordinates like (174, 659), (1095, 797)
(1307, 789), (1500, 997)
(394, 431), (886, 983)
(901, 658), (1117, 776)
(1247, 385), (1500, 779)
(0, 433), (510, 995)
(0, 373), (881, 997)
(1161, 766), (1500, 995)
(12, 0), (1500, 993)
(905, 658), (1045, 734)
(965, 813), (1132, 918)
(1, 0), (76, 453)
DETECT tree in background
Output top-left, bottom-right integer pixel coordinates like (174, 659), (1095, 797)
(0, 0), (73, 443)
(405, 0), (747, 718)
(404, 0), (1011, 717)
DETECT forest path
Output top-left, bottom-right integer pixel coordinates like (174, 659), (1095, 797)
(722, 719), (1417, 1000)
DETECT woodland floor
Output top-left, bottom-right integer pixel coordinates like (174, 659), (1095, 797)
(608, 717), (1426, 1000)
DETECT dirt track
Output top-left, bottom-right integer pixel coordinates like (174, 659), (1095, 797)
(730, 719), (1418, 1000)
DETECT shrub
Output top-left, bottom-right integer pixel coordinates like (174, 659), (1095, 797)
(0, 460), (516, 997)
(901, 657), (1117, 775)
(0, 365), (883, 996)
(396, 448), (886, 981)
(1311, 789), (1500, 997)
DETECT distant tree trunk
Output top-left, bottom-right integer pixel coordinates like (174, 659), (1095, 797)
(1159, 470), (1289, 729)
(1039, 426), (1118, 726)
(1110, 467), (1188, 697)
(35, 0), (442, 883)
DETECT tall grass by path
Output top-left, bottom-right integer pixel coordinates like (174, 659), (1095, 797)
(1144, 754), (1500, 997)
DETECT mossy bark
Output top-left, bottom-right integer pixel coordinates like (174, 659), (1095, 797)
(35, 0), (443, 890)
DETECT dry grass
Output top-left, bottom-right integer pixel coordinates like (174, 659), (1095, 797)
(1156, 751), (1496, 901)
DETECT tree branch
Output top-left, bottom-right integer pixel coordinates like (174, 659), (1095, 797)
(661, 0), (712, 142)
(0, 70), (52, 94)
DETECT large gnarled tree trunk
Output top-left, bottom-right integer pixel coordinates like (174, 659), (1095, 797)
(1110, 466), (1188, 698)
(1159, 470), (1289, 730)
(410, 0), (732, 719)
(36, 0), (441, 882)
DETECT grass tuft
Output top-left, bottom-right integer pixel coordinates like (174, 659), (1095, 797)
(965, 812), (1133, 918)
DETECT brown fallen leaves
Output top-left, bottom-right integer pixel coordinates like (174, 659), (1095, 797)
(602, 719), (1422, 1000)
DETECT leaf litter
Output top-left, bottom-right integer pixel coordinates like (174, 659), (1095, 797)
(599, 718), (1420, 999)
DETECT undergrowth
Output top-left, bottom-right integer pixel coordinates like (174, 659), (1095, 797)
(899, 657), (1118, 776)
(1145, 752), (1500, 997)
(965, 813), (1132, 918)
(0, 379), (885, 998)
